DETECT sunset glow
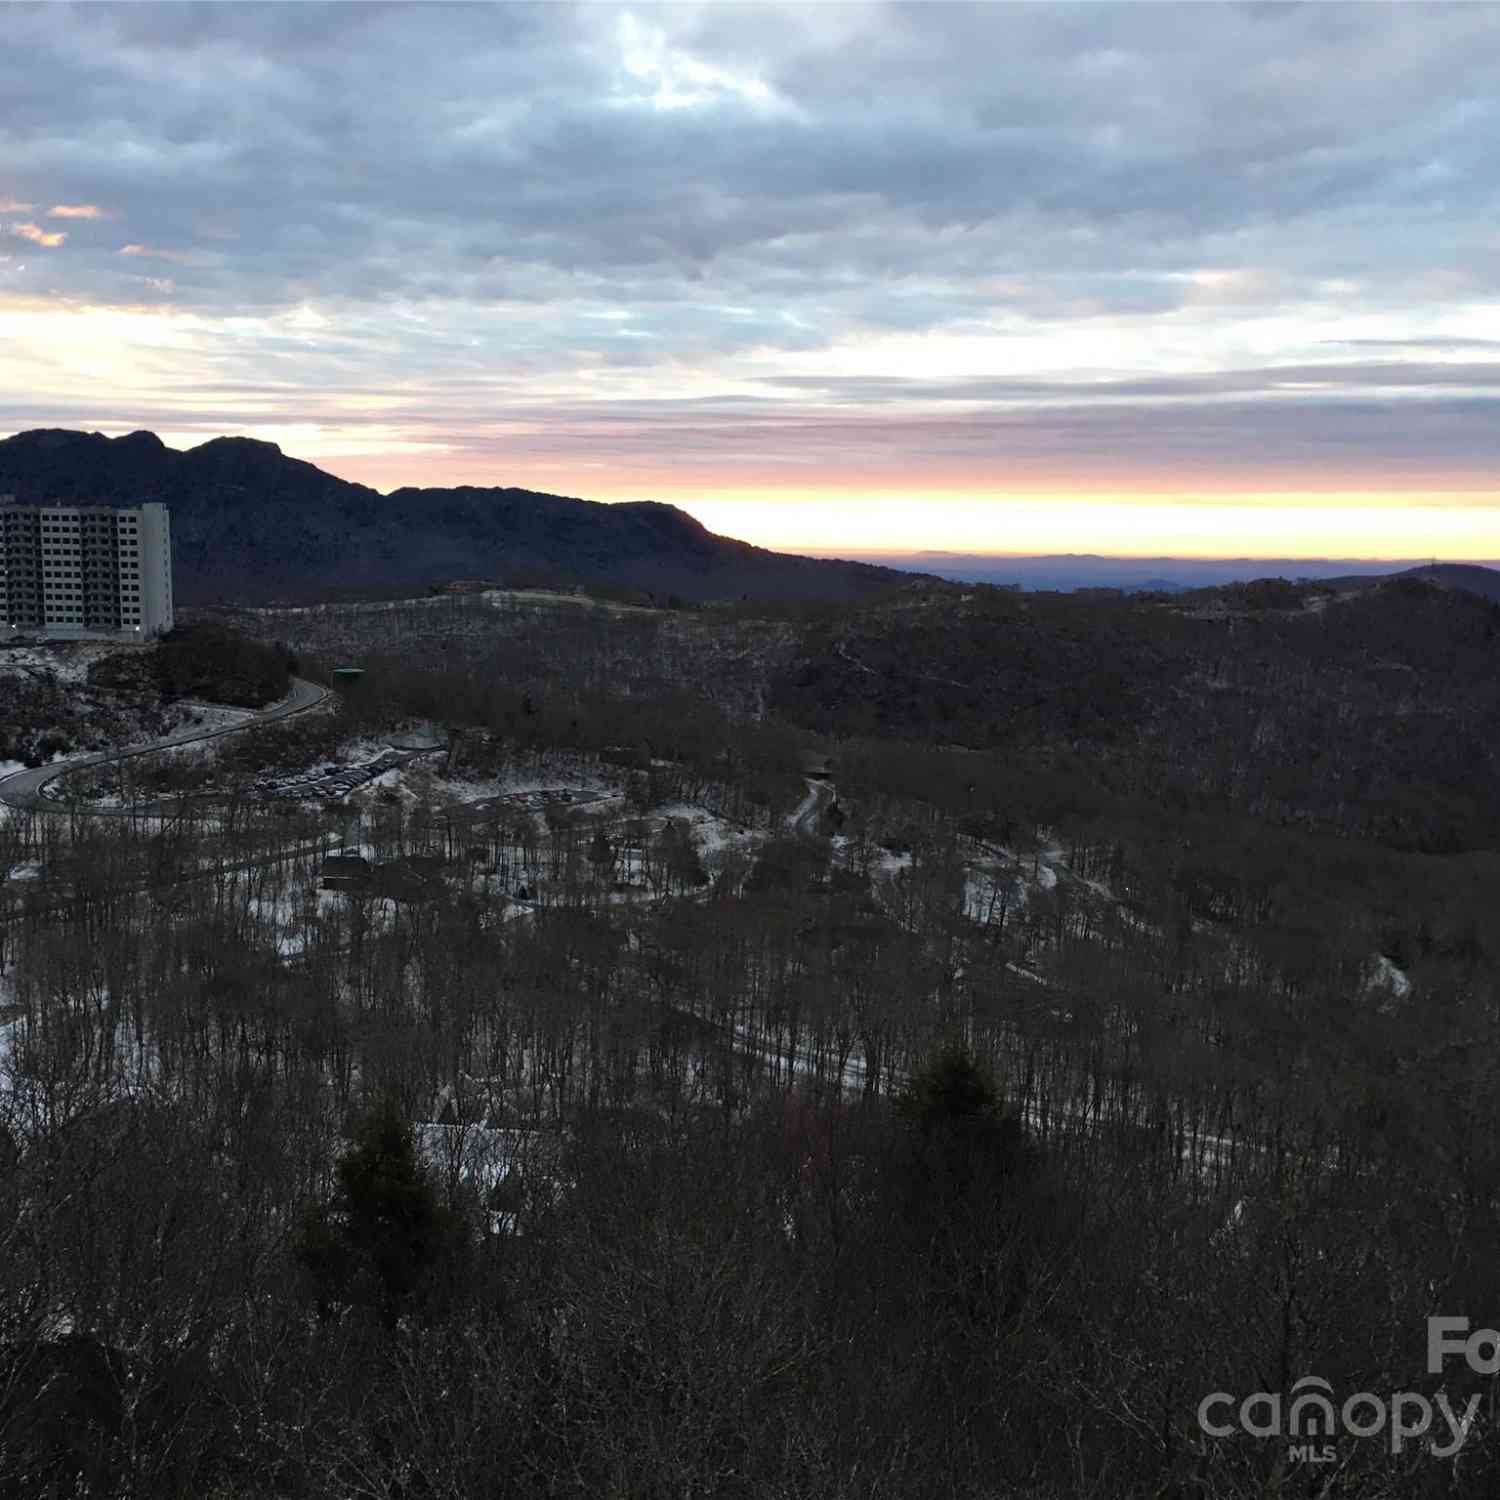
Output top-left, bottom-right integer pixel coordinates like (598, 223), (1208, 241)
(675, 497), (1500, 564)
(5, 3), (1500, 562)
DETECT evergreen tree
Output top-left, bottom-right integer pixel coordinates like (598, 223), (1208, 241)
(296, 1098), (465, 1330)
(896, 1041), (1034, 1218)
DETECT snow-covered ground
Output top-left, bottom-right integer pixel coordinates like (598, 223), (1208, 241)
(34, 699), (262, 802)
(172, 699), (259, 732)
(251, 587), (657, 620)
(964, 868), (1025, 925)
(0, 998), (162, 1134)
(479, 587), (655, 616)
(0, 641), (128, 685)
(651, 801), (757, 861)
(1369, 953), (1412, 996)
(1366, 953), (1412, 1005)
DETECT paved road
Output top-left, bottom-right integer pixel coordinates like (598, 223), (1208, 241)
(0, 675), (333, 816)
(787, 778), (833, 837)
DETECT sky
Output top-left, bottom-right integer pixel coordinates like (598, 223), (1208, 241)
(5, 2), (1500, 560)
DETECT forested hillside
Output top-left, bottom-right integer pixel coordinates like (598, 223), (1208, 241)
(1, 575), (1498, 1497)
(222, 573), (1500, 853)
(0, 428), (913, 603)
(770, 576), (1500, 853)
(0, 626), (291, 769)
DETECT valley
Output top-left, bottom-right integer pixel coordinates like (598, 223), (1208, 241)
(0, 570), (1497, 1498)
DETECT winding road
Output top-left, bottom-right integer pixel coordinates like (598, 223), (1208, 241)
(0, 675), (333, 816)
(787, 778), (833, 837)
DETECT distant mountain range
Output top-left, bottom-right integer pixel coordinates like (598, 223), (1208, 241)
(4, 429), (1498, 609)
(0, 429), (915, 605)
(871, 551), (1500, 597)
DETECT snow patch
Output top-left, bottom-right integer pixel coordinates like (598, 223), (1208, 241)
(1368, 954), (1411, 999)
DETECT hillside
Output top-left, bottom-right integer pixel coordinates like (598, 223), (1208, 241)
(0, 625), (287, 771)
(763, 575), (1500, 853)
(7, 562), (1500, 1500)
(0, 428), (915, 604)
(1383, 562), (1500, 602)
(205, 568), (1500, 856)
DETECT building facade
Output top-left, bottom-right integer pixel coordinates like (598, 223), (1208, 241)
(0, 498), (174, 638)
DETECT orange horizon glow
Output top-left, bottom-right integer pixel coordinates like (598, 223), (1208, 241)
(671, 497), (1500, 563)
(7, 296), (1500, 569)
(300, 448), (1500, 562)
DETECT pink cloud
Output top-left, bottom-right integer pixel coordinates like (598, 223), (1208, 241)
(9, 223), (66, 248)
(0, 196), (33, 213)
(48, 203), (103, 219)
(119, 243), (192, 263)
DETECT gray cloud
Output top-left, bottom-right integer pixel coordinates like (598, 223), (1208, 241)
(761, 362), (1500, 404)
(10, 387), (1500, 494)
(6, 2), (1500, 499)
(8, 3), (1500, 307)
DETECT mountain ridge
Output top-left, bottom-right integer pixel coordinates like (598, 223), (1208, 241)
(1351, 562), (1500, 604)
(0, 428), (917, 604)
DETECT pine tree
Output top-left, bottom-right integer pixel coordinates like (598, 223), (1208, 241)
(296, 1098), (465, 1330)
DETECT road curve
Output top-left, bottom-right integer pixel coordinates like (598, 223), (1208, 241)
(787, 778), (832, 837)
(0, 675), (333, 815)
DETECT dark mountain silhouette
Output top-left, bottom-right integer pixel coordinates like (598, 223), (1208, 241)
(1390, 562), (1500, 603)
(1318, 561), (1500, 604)
(0, 428), (917, 604)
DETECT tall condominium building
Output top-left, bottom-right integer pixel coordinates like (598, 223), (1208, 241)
(0, 499), (174, 638)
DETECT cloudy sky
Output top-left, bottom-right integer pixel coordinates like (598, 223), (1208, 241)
(5, 2), (1500, 559)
